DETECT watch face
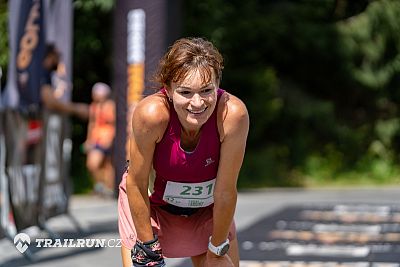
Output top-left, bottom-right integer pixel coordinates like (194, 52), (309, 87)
(219, 243), (230, 256)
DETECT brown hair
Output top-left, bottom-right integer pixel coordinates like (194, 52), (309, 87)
(154, 37), (224, 89)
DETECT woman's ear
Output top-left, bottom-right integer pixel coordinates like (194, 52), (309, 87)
(164, 86), (173, 102)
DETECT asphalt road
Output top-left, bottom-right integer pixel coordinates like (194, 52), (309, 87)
(1, 187), (399, 267)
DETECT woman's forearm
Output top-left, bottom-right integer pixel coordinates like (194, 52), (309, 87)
(126, 182), (155, 242)
(211, 190), (237, 245)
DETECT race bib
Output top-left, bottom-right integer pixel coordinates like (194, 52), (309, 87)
(163, 178), (216, 208)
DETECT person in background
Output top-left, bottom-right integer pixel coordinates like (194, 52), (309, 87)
(83, 82), (116, 197)
(118, 37), (249, 267)
(41, 44), (88, 119)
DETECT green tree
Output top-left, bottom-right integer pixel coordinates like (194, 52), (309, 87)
(71, 0), (114, 193)
(183, 0), (400, 187)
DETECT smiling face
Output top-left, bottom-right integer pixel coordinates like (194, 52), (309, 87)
(169, 68), (218, 133)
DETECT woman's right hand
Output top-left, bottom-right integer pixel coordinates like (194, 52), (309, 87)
(131, 236), (166, 267)
(72, 102), (89, 120)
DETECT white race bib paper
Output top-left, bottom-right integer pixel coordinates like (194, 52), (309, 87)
(163, 178), (216, 208)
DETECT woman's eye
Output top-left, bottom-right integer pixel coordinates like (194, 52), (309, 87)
(202, 88), (213, 94)
(179, 91), (191, 95)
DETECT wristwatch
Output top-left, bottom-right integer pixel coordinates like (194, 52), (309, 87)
(208, 237), (230, 256)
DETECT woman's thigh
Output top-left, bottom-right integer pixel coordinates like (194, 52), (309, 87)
(86, 149), (105, 170)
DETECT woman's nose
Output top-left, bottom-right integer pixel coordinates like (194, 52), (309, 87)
(191, 93), (204, 107)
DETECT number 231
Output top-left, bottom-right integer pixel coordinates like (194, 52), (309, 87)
(180, 184), (213, 196)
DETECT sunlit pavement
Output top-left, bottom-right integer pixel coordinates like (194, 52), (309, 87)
(1, 187), (399, 266)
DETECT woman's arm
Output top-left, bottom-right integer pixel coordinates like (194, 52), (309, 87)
(121, 245), (132, 267)
(126, 96), (169, 242)
(210, 93), (249, 250)
(41, 84), (89, 119)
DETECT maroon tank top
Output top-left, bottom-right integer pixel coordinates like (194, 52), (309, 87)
(150, 89), (225, 206)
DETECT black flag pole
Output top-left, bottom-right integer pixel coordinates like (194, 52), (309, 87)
(113, 0), (182, 195)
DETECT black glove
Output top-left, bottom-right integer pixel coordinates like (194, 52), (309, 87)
(131, 236), (166, 267)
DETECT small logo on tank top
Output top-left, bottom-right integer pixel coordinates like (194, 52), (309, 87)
(205, 157), (215, 167)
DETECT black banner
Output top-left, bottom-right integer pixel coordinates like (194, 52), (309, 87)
(4, 110), (42, 231)
(3, 0), (45, 232)
(15, 0), (45, 110)
(37, 0), (74, 220)
(0, 110), (13, 239)
(38, 112), (71, 220)
(0, 59), (5, 239)
(3, 0), (74, 232)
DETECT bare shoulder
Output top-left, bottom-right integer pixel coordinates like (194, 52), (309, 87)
(217, 91), (249, 141)
(132, 93), (170, 142)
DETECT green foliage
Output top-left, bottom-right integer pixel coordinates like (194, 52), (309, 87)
(184, 0), (400, 187)
(72, 1), (113, 103)
(338, 0), (400, 89)
(2, 0), (400, 190)
(239, 146), (302, 188)
(73, 0), (114, 12)
(70, 1), (114, 193)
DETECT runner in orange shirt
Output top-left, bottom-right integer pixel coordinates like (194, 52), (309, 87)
(83, 82), (116, 197)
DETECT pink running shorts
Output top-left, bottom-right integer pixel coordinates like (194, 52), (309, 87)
(118, 171), (236, 257)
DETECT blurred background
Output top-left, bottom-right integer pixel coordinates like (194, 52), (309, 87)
(1, 0), (400, 266)
(1, 0), (400, 192)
